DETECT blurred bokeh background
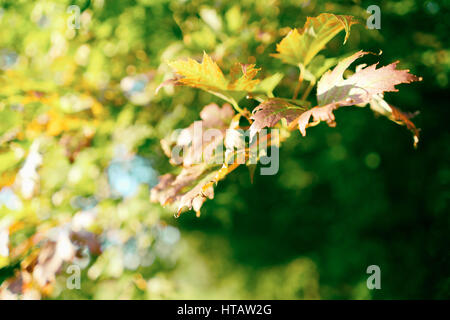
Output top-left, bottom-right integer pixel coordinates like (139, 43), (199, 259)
(0, 0), (448, 299)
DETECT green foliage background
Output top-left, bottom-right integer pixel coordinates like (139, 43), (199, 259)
(0, 0), (448, 299)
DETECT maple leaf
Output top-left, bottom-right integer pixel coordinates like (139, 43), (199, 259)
(272, 13), (357, 67)
(150, 163), (238, 217)
(165, 52), (261, 95)
(295, 51), (421, 136)
(168, 52), (229, 91)
(317, 51), (421, 106)
(249, 98), (306, 139)
(150, 164), (207, 208)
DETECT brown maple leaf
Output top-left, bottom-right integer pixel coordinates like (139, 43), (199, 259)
(150, 163), (238, 217)
(249, 98), (307, 139)
(317, 51), (421, 107)
(296, 51), (421, 136)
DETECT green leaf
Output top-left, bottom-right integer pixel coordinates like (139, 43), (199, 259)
(272, 13), (357, 67)
(251, 73), (284, 96)
(167, 53), (261, 93)
(168, 52), (229, 92)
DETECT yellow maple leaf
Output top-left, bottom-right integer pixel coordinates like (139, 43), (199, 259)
(228, 63), (261, 91)
(167, 53), (260, 94)
(168, 52), (229, 91)
(272, 13), (357, 67)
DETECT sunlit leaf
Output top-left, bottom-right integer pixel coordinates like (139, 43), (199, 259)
(165, 53), (260, 95)
(317, 51), (421, 106)
(272, 13), (357, 67)
(296, 51), (421, 136)
(168, 52), (229, 91)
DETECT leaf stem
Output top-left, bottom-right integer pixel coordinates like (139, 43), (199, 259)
(292, 64), (305, 100)
(208, 90), (245, 114)
(301, 77), (316, 101)
(230, 98), (245, 114)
